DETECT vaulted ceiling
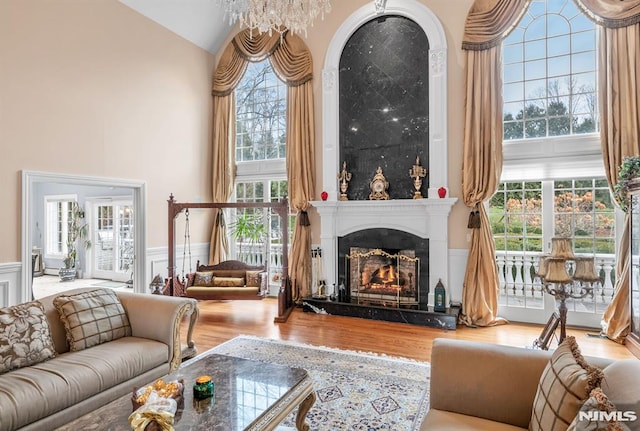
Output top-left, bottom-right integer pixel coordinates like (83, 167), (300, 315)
(119, 0), (233, 55)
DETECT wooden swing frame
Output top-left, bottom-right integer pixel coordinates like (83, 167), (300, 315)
(166, 194), (295, 323)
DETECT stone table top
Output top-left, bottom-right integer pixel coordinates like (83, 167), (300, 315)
(56, 353), (313, 431)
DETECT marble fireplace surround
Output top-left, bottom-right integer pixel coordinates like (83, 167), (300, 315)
(311, 0), (456, 308)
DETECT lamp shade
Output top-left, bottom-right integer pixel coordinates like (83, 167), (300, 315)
(535, 255), (550, 279)
(573, 257), (600, 282)
(544, 258), (572, 283)
(550, 237), (575, 259)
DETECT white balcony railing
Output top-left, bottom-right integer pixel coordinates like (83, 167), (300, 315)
(235, 242), (284, 286)
(496, 251), (616, 314)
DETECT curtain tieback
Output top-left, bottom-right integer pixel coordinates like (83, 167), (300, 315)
(467, 206), (481, 229)
(298, 210), (310, 226)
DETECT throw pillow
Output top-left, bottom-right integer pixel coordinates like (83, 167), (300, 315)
(53, 289), (132, 352)
(193, 271), (214, 287)
(529, 336), (604, 431)
(567, 387), (631, 431)
(212, 277), (245, 287)
(0, 300), (57, 374)
(246, 270), (262, 288)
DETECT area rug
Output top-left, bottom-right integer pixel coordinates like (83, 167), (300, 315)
(210, 335), (430, 430)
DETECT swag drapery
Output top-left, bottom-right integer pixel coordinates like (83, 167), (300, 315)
(573, 0), (640, 343)
(209, 29), (316, 301)
(460, 0), (530, 327)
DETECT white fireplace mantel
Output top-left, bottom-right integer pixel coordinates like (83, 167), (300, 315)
(311, 198), (457, 306)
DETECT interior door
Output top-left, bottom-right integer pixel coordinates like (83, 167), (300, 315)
(92, 200), (134, 282)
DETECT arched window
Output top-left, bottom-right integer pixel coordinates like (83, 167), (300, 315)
(493, 1), (617, 326)
(503, 0), (597, 140)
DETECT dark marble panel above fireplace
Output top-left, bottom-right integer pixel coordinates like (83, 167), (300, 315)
(339, 15), (430, 200)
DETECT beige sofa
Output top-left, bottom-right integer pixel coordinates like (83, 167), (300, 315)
(0, 287), (198, 431)
(421, 338), (640, 430)
(184, 260), (268, 300)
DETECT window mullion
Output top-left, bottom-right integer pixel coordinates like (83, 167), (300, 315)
(541, 180), (554, 254)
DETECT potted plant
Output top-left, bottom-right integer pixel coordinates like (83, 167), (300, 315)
(59, 202), (92, 282)
(229, 211), (267, 264)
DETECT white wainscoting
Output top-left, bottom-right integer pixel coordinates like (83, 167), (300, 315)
(448, 248), (468, 304)
(0, 262), (23, 307)
(145, 243), (209, 292)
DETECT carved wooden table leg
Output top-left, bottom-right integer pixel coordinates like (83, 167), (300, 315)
(295, 391), (316, 431)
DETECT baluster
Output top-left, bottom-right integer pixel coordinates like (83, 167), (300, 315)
(525, 255), (538, 300)
(506, 256), (516, 296)
(602, 262), (615, 303)
(514, 257), (525, 301)
(496, 254), (506, 295)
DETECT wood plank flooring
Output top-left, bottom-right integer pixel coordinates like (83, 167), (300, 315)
(182, 298), (635, 362)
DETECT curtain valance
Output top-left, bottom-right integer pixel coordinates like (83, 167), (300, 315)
(462, 0), (531, 50)
(574, 0), (640, 28)
(213, 29), (313, 96)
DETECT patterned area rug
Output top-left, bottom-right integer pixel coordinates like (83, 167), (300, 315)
(210, 335), (431, 430)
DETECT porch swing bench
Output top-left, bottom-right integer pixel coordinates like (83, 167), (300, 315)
(183, 259), (268, 301)
(165, 194), (296, 323)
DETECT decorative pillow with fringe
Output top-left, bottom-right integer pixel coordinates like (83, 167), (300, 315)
(529, 336), (604, 431)
(567, 387), (631, 431)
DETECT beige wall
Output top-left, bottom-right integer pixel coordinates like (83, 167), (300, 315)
(216, 0), (474, 250)
(0, 0), (216, 263)
(2, 0), (474, 266)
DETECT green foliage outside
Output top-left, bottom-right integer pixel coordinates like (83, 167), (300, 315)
(236, 61), (286, 162)
(504, 79), (596, 140)
(490, 181), (615, 254)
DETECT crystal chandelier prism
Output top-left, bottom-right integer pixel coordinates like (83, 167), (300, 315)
(220, 0), (332, 37)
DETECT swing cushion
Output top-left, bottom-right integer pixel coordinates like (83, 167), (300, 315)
(193, 272), (214, 286)
(185, 260), (267, 300)
(212, 277), (245, 287)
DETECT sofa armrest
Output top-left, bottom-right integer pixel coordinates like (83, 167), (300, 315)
(429, 338), (552, 429)
(116, 291), (198, 371)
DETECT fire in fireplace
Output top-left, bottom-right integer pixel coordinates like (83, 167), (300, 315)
(347, 247), (420, 307)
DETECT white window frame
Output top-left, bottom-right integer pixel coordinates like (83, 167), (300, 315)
(43, 194), (76, 260)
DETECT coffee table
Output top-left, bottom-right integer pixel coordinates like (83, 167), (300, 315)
(56, 353), (315, 431)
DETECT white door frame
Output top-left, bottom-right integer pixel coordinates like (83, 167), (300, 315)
(21, 171), (147, 301)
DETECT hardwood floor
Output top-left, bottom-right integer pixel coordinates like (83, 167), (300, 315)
(182, 298), (636, 362)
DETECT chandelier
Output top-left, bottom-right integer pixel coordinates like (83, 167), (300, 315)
(220, 0), (332, 37)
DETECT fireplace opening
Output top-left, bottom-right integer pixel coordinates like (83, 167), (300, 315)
(347, 247), (420, 307)
(337, 228), (429, 308)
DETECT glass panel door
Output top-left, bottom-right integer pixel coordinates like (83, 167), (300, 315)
(93, 200), (134, 282)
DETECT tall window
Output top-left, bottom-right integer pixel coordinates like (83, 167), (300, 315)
(497, 1), (616, 322)
(44, 195), (75, 258)
(236, 60), (287, 162)
(233, 59), (288, 281)
(503, 0), (597, 139)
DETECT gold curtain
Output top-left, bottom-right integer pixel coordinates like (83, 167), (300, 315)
(460, 0), (530, 326)
(581, 14), (640, 342)
(573, 0), (640, 28)
(209, 29), (315, 297)
(208, 40), (246, 264)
